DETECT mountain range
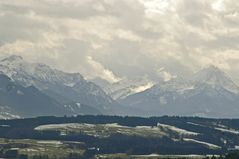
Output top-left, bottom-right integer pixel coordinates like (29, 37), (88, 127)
(92, 77), (154, 100)
(0, 55), (123, 118)
(0, 55), (239, 118)
(119, 66), (239, 118)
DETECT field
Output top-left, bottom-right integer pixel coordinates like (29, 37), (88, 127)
(0, 138), (218, 159)
(0, 138), (85, 159)
(0, 115), (239, 159)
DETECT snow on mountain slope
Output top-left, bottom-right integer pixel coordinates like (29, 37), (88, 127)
(149, 77), (194, 95)
(109, 82), (154, 100)
(0, 74), (68, 117)
(93, 77), (154, 100)
(0, 55), (84, 88)
(0, 55), (115, 114)
(192, 65), (239, 94)
(120, 66), (239, 118)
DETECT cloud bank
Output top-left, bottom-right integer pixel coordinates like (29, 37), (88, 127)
(0, 0), (239, 83)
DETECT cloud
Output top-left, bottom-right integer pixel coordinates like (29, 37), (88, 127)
(131, 82), (154, 93)
(157, 67), (177, 81)
(86, 56), (121, 83)
(0, 0), (239, 83)
(139, 0), (170, 16)
(212, 0), (225, 12)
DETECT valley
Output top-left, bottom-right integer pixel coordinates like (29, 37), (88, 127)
(0, 115), (239, 159)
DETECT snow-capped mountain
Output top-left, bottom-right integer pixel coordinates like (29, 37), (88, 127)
(93, 77), (154, 100)
(0, 55), (115, 114)
(0, 55), (84, 88)
(192, 65), (239, 94)
(120, 66), (239, 118)
(2, 55), (238, 118)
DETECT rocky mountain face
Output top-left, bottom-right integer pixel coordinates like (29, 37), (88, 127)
(1, 55), (239, 118)
(0, 55), (118, 118)
(93, 77), (154, 100)
(120, 66), (239, 118)
(0, 74), (68, 117)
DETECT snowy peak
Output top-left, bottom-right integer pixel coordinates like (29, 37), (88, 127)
(120, 66), (239, 118)
(0, 55), (84, 87)
(192, 65), (239, 94)
(152, 76), (193, 94)
(0, 55), (116, 115)
(102, 77), (154, 100)
(193, 65), (227, 83)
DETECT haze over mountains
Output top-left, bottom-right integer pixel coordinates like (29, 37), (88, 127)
(0, 55), (119, 118)
(0, 55), (239, 119)
(93, 77), (154, 100)
(120, 66), (239, 118)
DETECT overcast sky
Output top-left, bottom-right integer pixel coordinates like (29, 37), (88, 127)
(0, 0), (239, 83)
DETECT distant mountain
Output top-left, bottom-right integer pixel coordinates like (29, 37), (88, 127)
(91, 77), (111, 88)
(93, 77), (154, 100)
(192, 65), (239, 94)
(2, 55), (238, 118)
(120, 66), (239, 118)
(0, 55), (116, 115)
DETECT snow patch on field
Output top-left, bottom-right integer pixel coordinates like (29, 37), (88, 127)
(183, 138), (221, 149)
(35, 123), (94, 130)
(134, 154), (219, 158)
(186, 122), (202, 126)
(37, 140), (63, 145)
(157, 123), (199, 135)
(215, 127), (239, 134)
(34, 123), (166, 138)
(105, 123), (128, 128)
(0, 125), (10, 127)
(25, 148), (38, 152)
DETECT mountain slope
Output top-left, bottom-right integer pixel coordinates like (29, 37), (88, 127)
(0, 74), (68, 117)
(0, 55), (115, 114)
(93, 77), (154, 100)
(120, 66), (239, 118)
(192, 65), (239, 94)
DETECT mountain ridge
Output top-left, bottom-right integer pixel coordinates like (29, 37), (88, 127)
(0, 55), (120, 117)
(1, 55), (239, 118)
(120, 65), (239, 118)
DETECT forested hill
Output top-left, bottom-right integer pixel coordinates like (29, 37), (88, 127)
(1, 115), (239, 156)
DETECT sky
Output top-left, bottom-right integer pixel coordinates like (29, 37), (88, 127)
(0, 0), (239, 83)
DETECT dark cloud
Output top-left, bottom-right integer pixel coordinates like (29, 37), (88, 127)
(0, 0), (238, 83)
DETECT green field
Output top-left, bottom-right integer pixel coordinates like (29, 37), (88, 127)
(35, 123), (168, 138)
(0, 138), (218, 159)
(1, 115), (239, 159)
(0, 138), (85, 159)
